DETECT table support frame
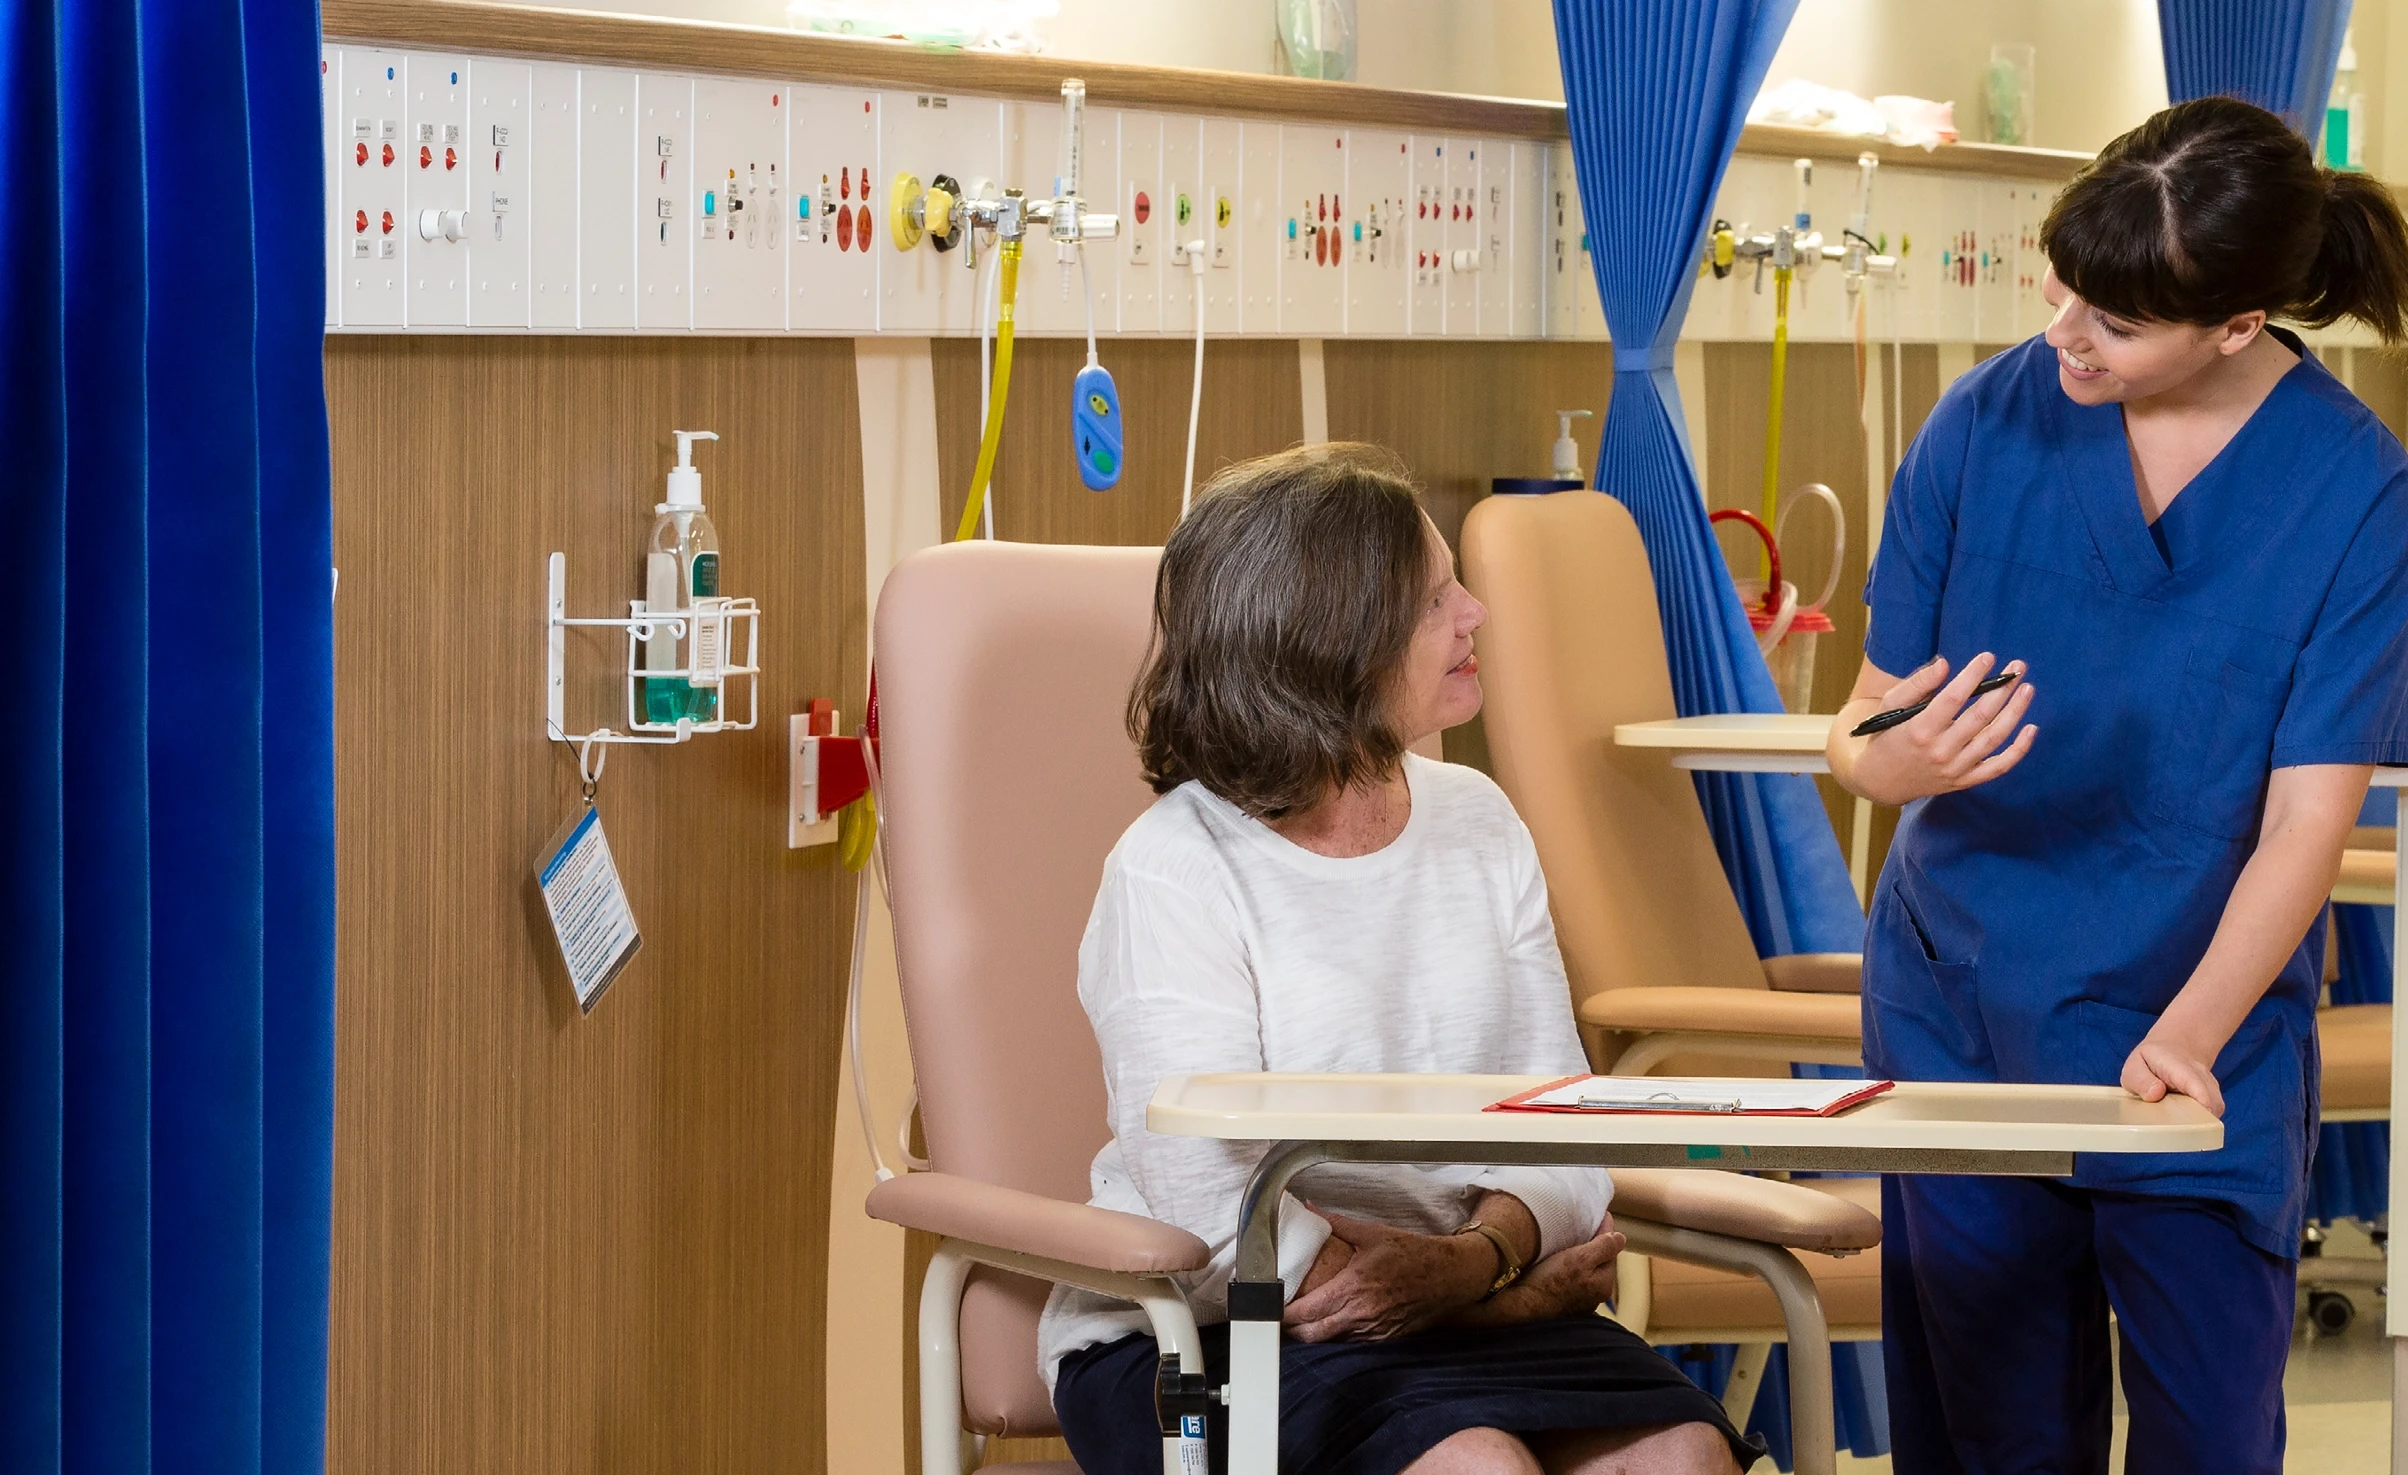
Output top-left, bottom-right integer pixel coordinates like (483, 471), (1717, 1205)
(1224, 1138), (2077, 1475)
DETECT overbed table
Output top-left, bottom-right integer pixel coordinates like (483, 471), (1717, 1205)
(1616, 712), (2408, 1473)
(1151, 1072), (2220, 1475)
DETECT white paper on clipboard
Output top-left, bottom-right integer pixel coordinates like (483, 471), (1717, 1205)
(535, 804), (642, 1013)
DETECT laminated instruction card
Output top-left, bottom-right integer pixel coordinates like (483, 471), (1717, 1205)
(535, 804), (642, 1014)
(1490, 1075), (1894, 1116)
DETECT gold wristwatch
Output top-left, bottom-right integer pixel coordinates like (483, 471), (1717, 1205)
(1456, 1219), (1525, 1299)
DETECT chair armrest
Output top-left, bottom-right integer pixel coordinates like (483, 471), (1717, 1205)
(1760, 953), (1863, 995)
(1611, 1169), (1880, 1253)
(866, 1172), (1210, 1275)
(2347, 825), (2395, 853)
(1581, 987), (1862, 1040)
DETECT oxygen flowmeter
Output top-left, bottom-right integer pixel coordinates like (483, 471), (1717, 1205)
(891, 80), (1125, 529)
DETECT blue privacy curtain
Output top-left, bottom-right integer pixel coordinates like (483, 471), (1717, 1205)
(2311, 784), (2392, 1225)
(1552, 0), (1877, 1465)
(2158, 0), (2354, 134)
(0, 1), (336, 1473)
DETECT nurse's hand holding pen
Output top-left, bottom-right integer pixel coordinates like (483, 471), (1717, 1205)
(1826, 651), (2037, 806)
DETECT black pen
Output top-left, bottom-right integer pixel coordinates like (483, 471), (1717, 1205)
(1851, 671), (2020, 738)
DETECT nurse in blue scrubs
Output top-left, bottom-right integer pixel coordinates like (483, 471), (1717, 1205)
(1826, 97), (2408, 1473)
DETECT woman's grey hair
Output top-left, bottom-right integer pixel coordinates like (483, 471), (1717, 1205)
(1127, 443), (1432, 819)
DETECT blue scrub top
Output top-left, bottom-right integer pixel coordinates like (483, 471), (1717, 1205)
(1862, 329), (2408, 1257)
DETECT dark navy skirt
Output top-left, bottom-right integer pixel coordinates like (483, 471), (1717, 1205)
(1053, 1315), (1763, 1475)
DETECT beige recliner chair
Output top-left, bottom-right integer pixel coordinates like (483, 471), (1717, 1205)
(1460, 489), (1883, 1412)
(1459, 490), (1864, 1078)
(862, 538), (1880, 1473)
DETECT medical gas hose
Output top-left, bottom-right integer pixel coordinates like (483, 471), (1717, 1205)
(956, 238), (1023, 543)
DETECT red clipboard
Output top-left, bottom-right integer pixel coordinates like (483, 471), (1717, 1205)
(1486, 1074), (1896, 1116)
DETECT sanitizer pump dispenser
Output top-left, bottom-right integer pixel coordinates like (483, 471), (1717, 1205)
(643, 430), (723, 726)
(1551, 409), (1593, 485)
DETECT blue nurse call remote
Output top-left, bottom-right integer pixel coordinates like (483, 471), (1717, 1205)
(1073, 362), (1123, 491)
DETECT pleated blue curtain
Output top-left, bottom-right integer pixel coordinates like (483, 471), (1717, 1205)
(1551, 0), (1862, 962)
(2158, 0), (2355, 135)
(1550, 2), (1879, 1464)
(1, 2), (337, 1473)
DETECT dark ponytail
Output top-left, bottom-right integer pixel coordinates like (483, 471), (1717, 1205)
(2299, 170), (2408, 342)
(2041, 95), (2408, 344)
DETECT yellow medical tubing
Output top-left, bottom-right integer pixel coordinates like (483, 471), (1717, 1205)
(954, 239), (1023, 543)
(1759, 262), (1793, 576)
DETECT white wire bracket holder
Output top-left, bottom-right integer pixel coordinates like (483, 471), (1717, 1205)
(546, 551), (762, 748)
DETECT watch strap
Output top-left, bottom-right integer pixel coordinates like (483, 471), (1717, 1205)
(1457, 1219), (1524, 1298)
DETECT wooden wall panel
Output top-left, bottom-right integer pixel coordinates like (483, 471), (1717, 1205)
(931, 337), (1305, 548)
(327, 335), (864, 1475)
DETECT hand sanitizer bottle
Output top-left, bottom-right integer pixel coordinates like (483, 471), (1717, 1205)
(643, 430), (721, 726)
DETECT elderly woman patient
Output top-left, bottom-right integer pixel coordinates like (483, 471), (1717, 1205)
(1038, 446), (1754, 1475)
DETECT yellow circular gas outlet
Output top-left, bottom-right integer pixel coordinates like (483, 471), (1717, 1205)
(889, 172), (926, 250)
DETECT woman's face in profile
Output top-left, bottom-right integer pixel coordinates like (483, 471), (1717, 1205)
(1390, 517), (1490, 744)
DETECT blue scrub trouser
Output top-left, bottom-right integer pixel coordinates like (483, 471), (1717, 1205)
(1881, 1174), (2296, 1475)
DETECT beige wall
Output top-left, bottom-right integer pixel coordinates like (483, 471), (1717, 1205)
(1763, 0), (2168, 153)
(561, 0), (2175, 150)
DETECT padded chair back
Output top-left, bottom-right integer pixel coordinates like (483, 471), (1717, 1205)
(875, 539), (1165, 1436)
(1459, 491), (1769, 1016)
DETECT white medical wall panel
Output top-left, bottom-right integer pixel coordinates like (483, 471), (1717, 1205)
(1239, 123), (1282, 334)
(467, 59), (531, 328)
(1444, 140), (1483, 333)
(322, 52), (340, 327)
(337, 49), (407, 327)
(691, 77), (787, 332)
(527, 65), (579, 329)
(1004, 97), (1114, 337)
(1506, 142), (1546, 339)
(402, 54), (471, 328)
(881, 91), (994, 335)
(788, 85), (880, 332)
(1279, 125), (1347, 337)
(1199, 119), (1244, 334)
(579, 69), (638, 329)
(1160, 117), (1203, 333)
(1406, 137), (1448, 336)
(1117, 112), (1162, 334)
(1544, 143), (1606, 341)
(1474, 141), (1514, 337)
(637, 74), (694, 330)
(1344, 130), (1409, 336)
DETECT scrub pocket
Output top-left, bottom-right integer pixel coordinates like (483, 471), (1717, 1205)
(2153, 635), (2295, 841)
(2069, 999), (2300, 1195)
(1863, 866), (1988, 1075)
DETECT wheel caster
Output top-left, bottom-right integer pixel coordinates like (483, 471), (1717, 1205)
(2308, 1290), (2356, 1334)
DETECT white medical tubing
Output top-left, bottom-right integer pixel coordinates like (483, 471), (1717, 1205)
(1180, 244), (1207, 519)
(979, 248), (1000, 539)
(846, 723), (911, 1181)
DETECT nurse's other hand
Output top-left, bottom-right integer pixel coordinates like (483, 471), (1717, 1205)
(1850, 653), (2037, 806)
(2121, 1034), (2225, 1117)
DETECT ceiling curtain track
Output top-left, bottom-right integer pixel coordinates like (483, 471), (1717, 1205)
(2157, 0), (2354, 136)
(0, 1), (336, 1473)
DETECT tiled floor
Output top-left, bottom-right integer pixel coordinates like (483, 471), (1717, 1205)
(1806, 1225), (2392, 1474)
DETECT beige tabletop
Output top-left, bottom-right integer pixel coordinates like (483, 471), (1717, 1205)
(1614, 713), (1836, 772)
(1150, 1073), (2222, 1157)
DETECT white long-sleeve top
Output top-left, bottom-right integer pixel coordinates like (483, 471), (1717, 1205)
(1036, 753), (1612, 1388)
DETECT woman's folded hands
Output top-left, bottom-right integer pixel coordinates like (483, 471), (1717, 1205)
(1282, 1207), (1628, 1343)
